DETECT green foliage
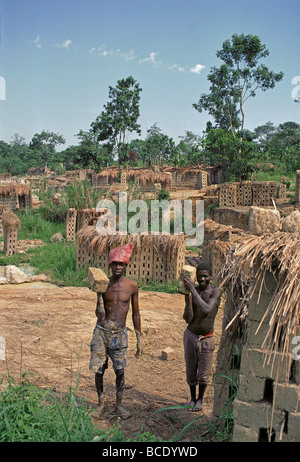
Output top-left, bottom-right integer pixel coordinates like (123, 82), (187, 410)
(17, 208), (65, 241)
(29, 241), (86, 287)
(29, 130), (65, 168)
(157, 188), (170, 201)
(91, 76), (142, 165)
(38, 182), (104, 223)
(193, 33), (284, 180)
(0, 372), (161, 442)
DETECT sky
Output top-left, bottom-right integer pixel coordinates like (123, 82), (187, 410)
(0, 0), (299, 149)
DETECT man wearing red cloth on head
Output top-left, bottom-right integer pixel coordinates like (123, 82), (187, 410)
(89, 243), (142, 418)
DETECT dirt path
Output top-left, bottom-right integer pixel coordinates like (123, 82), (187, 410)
(0, 282), (224, 441)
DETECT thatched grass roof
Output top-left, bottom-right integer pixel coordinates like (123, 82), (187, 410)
(76, 226), (185, 258)
(2, 213), (21, 230)
(0, 184), (31, 196)
(97, 168), (172, 186)
(221, 232), (300, 361)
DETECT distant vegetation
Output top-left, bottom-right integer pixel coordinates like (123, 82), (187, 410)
(0, 34), (298, 181)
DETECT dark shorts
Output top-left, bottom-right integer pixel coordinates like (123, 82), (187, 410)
(89, 325), (128, 373)
(183, 327), (215, 386)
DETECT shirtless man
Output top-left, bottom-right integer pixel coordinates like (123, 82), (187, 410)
(89, 244), (142, 417)
(183, 261), (221, 411)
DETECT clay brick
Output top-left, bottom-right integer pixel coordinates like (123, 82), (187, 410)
(232, 423), (258, 442)
(239, 347), (293, 382)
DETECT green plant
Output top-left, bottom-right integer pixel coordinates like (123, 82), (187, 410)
(29, 241), (87, 286)
(0, 372), (162, 442)
(17, 208), (65, 241)
(157, 188), (170, 201)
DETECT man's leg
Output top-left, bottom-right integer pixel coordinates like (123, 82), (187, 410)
(115, 367), (125, 409)
(188, 385), (197, 407)
(95, 359), (108, 411)
(114, 368), (130, 418)
(194, 384), (207, 411)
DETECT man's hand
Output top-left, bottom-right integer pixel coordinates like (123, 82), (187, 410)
(135, 329), (142, 357)
(183, 277), (195, 292)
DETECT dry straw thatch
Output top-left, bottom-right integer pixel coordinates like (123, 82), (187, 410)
(2, 213), (21, 230)
(76, 226), (185, 260)
(221, 231), (300, 364)
(0, 184), (31, 196)
(97, 168), (172, 187)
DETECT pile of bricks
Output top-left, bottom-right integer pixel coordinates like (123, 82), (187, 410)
(219, 181), (286, 208)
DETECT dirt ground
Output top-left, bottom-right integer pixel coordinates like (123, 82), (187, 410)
(0, 280), (225, 442)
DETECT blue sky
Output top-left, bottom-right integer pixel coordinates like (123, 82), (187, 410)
(0, 0), (299, 148)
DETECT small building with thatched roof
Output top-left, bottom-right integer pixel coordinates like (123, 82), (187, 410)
(0, 183), (32, 211)
(76, 227), (186, 283)
(213, 231), (300, 442)
(94, 168), (173, 192)
(65, 208), (107, 241)
(2, 212), (21, 255)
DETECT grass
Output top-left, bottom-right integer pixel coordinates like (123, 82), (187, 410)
(0, 372), (162, 442)
(0, 370), (234, 442)
(17, 208), (65, 242)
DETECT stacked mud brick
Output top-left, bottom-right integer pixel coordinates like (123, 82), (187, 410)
(2, 213), (21, 256)
(201, 219), (244, 272)
(0, 173), (11, 183)
(251, 181), (277, 207)
(232, 267), (299, 442)
(76, 231), (186, 284)
(0, 204), (9, 237)
(120, 172), (127, 190)
(219, 181), (285, 208)
(171, 169), (208, 189)
(65, 208), (106, 241)
(213, 263), (299, 442)
(296, 171), (300, 203)
(0, 184), (32, 211)
(219, 183), (238, 208)
(213, 282), (248, 422)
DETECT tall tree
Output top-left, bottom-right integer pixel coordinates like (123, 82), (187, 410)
(193, 34), (283, 180)
(29, 130), (65, 169)
(91, 76), (142, 166)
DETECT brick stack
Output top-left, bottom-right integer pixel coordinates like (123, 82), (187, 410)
(232, 268), (300, 442)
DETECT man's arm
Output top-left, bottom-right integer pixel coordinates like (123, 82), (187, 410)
(95, 293), (106, 323)
(184, 278), (221, 315)
(183, 293), (194, 324)
(131, 282), (142, 356)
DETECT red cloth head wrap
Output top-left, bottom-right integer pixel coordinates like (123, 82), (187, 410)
(108, 243), (133, 265)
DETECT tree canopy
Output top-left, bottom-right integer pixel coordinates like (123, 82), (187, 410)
(193, 33), (284, 180)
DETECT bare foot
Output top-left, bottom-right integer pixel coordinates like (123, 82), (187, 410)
(187, 400), (195, 410)
(194, 399), (203, 411)
(114, 404), (131, 419)
(96, 401), (104, 418)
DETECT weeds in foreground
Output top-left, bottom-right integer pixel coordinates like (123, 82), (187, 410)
(0, 372), (162, 443)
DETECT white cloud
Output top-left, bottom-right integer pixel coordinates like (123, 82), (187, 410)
(169, 64), (185, 73)
(90, 44), (136, 62)
(189, 64), (205, 74)
(139, 52), (159, 65)
(33, 36), (42, 48)
(56, 39), (72, 49)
